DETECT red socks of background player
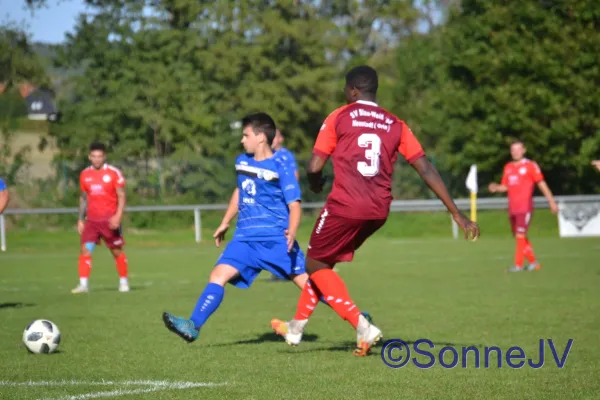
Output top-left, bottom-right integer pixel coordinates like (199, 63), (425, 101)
(308, 269), (362, 329)
(514, 236), (527, 268)
(78, 254), (91, 287)
(115, 253), (128, 285)
(523, 239), (537, 264)
(78, 253), (128, 287)
(515, 237), (537, 269)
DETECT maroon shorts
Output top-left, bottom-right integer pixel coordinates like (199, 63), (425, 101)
(509, 212), (533, 236)
(81, 219), (125, 249)
(306, 208), (386, 266)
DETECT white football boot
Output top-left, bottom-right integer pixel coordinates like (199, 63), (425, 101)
(354, 314), (383, 356)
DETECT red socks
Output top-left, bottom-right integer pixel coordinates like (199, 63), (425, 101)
(514, 237), (527, 268)
(515, 237), (537, 268)
(115, 253), (128, 278)
(309, 269), (361, 329)
(78, 254), (91, 279)
(523, 239), (536, 263)
(78, 252), (128, 285)
(293, 280), (321, 320)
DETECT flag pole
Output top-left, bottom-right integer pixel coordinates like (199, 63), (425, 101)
(465, 164), (478, 222)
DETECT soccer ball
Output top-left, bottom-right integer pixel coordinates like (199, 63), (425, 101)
(23, 319), (61, 354)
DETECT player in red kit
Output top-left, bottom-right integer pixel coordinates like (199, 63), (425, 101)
(72, 142), (129, 293)
(488, 140), (558, 272)
(271, 65), (480, 356)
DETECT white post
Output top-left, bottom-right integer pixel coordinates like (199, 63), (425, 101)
(451, 215), (458, 239)
(194, 208), (201, 243)
(1, 214), (6, 251)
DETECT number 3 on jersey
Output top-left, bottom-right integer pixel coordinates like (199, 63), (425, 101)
(357, 133), (381, 177)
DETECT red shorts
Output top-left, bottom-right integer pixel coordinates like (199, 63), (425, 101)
(509, 212), (533, 236)
(306, 208), (386, 266)
(81, 219), (125, 249)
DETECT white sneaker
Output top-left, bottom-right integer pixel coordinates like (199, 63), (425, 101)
(354, 315), (383, 356)
(119, 283), (130, 292)
(271, 319), (304, 346)
(71, 285), (89, 294)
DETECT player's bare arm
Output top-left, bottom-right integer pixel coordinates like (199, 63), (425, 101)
(488, 183), (507, 193)
(536, 180), (558, 214)
(285, 201), (302, 252)
(77, 192), (87, 235)
(411, 157), (480, 240)
(306, 155), (327, 193)
(109, 187), (126, 229)
(0, 189), (9, 214)
(214, 188), (239, 247)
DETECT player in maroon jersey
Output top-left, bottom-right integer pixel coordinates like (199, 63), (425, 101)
(488, 140), (558, 272)
(271, 65), (479, 356)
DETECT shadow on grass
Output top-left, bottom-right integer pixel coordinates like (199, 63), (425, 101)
(279, 338), (488, 355)
(0, 302), (36, 309)
(209, 332), (320, 347)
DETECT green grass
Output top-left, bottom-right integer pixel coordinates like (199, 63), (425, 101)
(0, 222), (599, 399)
(7, 208), (561, 239)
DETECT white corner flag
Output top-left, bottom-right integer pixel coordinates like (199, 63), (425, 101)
(465, 164), (478, 222)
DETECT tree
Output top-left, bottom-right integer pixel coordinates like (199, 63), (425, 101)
(392, 0), (600, 195)
(0, 26), (51, 186)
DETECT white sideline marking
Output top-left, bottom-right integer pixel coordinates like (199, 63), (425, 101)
(0, 380), (226, 400)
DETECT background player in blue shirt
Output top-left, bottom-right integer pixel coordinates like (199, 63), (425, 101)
(161, 113), (311, 343)
(272, 128), (299, 180)
(270, 128), (299, 282)
(0, 177), (8, 214)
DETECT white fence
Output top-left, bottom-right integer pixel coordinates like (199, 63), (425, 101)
(1, 194), (599, 251)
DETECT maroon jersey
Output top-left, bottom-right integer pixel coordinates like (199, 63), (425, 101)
(313, 100), (425, 219)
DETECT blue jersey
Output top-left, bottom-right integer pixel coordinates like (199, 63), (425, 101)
(274, 147), (298, 174)
(234, 153), (301, 242)
(0, 178), (5, 191)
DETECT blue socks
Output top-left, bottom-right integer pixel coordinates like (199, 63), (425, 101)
(190, 282), (225, 329)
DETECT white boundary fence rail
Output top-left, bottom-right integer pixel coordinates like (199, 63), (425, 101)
(1, 194), (599, 251)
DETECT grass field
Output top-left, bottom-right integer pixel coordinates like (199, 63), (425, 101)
(1, 214), (599, 399)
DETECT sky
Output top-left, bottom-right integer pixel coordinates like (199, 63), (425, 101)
(0, 0), (441, 44)
(0, 0), (85, 43)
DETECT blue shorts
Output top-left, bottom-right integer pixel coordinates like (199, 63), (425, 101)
(216, 240), (306, 289)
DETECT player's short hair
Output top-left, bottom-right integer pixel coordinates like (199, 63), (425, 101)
(510, 139), (525, 147)
(89, 142), (106, 153)
(241, 112), (277, 145)
(345, 65), (378, 95)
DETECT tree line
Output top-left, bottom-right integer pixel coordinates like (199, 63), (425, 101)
(2, 0), (598, 211)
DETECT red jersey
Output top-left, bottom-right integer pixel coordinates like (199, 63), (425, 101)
(313, 100), (425, 219)
(500, 158), (544, 215)
(79, 164), (125, 221)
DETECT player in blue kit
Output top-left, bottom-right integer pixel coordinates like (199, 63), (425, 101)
(162, 113), (313, 343)
(270, 128), (299, 282)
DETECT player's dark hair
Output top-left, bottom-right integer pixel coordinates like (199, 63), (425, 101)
(89, 142), (106, 153)
(510, 139), (525, 146)
(345, 65), (378, 96)
(241, 112), (277, 146)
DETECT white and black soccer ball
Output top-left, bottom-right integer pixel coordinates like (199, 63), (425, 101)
(23, 319), (61, 354)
